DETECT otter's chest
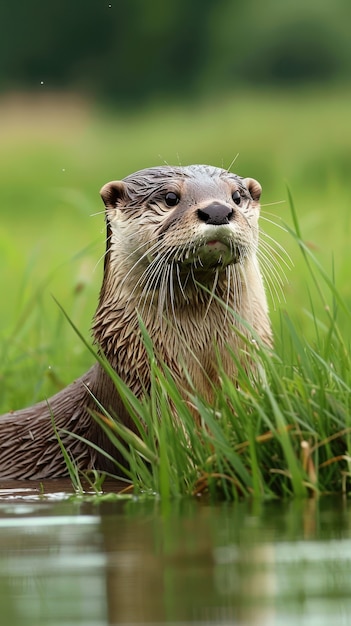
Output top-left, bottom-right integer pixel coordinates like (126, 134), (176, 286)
(151, 310), (242, 399)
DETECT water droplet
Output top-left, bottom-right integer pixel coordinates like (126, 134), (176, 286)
(40, 81), (44, 85)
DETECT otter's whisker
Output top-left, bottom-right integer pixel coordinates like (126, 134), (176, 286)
(256, 250), (286, 307)
(168, 260), (182, 332)
(176, 262), (188, 302)
(126, 235), (170, 289)
(123, 231), (161, 261)
(259, 263), (284, 309)
(223, 266), (232, 322)
(139, 246), (175, 319)
(120, 239), (163, 295)
(237, 257), (254, 322)
(138, 251), (167, 313)
(260, 214), (288, 230)
(258, 241), (289, 288)
(158, 263), (174, 326)
(123, 251), (163, 309)
(227, 264), (242, 324)
(260, 201), (286, 209)
(259, 233), (291, 277)
(90, 209), (108, 217)
(259, 237), (292, 277)
(259, 258), (286, 299)
(204, 268), (220, 319)
(93, 234), (113, 273)
(226, 153), (240, 172)
(260, 227), (293, 267)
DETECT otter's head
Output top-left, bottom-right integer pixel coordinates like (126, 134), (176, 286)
(99, 164), (262, 310)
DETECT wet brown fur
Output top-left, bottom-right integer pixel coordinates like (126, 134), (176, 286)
(0, 165), (272, 479)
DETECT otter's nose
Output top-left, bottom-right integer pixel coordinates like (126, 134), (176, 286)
(197, 202), (234, 226)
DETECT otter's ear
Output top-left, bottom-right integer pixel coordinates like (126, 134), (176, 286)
(243, 178), (262, 203)
(100, 181), (127, 208)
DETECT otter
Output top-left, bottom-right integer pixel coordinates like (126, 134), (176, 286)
(0, 164), (272, 479)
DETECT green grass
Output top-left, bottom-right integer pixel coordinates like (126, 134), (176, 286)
(0, 88), (351, 497)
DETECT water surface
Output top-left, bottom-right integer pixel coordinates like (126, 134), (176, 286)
(0, 480), (350, 625)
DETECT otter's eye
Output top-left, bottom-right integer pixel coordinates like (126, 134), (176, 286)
(165, 192), (180, 207)
(232, 190), (241, 205)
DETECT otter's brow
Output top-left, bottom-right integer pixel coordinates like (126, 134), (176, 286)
(150, 184), (181, 203)
(127, 184), (168, 207)
(234, 181), (251, 198)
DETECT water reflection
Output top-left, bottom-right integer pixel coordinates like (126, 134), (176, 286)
(0, 482), (350, 625)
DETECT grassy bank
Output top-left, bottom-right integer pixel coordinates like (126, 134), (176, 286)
(0, 89), (350, 496)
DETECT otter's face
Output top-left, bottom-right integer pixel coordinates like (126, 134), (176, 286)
(100, 165), (262, 280)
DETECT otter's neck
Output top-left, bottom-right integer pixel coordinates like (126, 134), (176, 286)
(92, 258), (271, 401)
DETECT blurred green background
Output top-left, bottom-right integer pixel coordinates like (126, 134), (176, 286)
(0, 0), (350, 409)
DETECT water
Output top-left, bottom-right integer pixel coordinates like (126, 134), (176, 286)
(0, 480), (350, 625)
